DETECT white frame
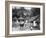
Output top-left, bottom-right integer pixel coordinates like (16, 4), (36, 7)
(9, 4), (43, 34)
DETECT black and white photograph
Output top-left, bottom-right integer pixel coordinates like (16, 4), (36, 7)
(12, 7), (40, 31)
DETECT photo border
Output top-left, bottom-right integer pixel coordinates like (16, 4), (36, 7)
(5, 1), (45, 37)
